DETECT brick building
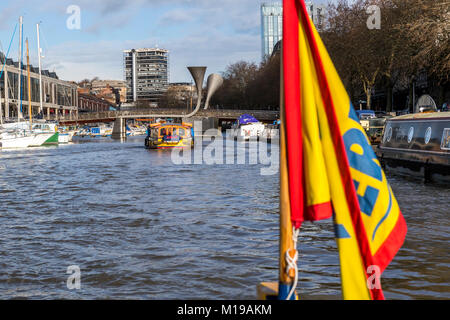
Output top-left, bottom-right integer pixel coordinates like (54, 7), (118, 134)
(78, 90), (110, 112)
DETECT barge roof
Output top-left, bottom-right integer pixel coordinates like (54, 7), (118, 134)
(390, 111), (450, 121)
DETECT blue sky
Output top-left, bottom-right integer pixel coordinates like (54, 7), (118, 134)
(0, 0), (328, 83)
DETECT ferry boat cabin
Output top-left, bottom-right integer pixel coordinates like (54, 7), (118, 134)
(145, 123), (193, 149)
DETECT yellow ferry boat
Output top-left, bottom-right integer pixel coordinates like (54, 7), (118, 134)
(144, 122), (194, 149)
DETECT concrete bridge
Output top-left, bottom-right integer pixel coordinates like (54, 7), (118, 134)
(56, 108), (280, 125)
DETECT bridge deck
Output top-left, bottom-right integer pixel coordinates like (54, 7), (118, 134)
(56, 108), (279, 124)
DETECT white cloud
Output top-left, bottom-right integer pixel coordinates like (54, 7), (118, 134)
(32, 0), (264, 82)
(158, 9), (194, 26)
(1, 0), (266, 82)
(42, 29), (260, 83)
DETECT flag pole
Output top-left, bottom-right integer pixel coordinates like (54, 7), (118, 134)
(256, 47), (297, 300)
(278, 47), (297, 300)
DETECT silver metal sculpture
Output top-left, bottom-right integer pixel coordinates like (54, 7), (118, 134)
(204, 73), (223, 110)
(187, 66), (207, 115)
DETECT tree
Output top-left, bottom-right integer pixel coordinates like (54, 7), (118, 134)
(324, 0), (393, 110)
(247, 54), (280, 109)
(402, 0), (450, 106)
(210, 1), (449, 112)
(158, 87), (192, 109)
(322, 0), (448, 111)
(404, 0), (450, 83)
(213, 61), (259, 108)
(211, 57), (280, 110)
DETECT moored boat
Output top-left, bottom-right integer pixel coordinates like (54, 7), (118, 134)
(0, 136), (34, 149)
(354, 110), (392, 145)
(261, 119), (280, 142)
(0, 18), (56, 149)
(32, 122), (59, 145)
(58, 131), (75, 144)
(377, 111), (450, 181)
(0, 129), (55, 149)
(127, 124), (147, 136)
(91, 125), (113, 137)
(2, 121), (59, 146)
(75, 124), (112, 138)
(365, 116), (391, 145)
(230, 114), (266, 140)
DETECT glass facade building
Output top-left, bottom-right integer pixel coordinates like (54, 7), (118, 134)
(261, 2), (283, 60)
(260, 2), (326, 60)
(305, 1), (326, 29)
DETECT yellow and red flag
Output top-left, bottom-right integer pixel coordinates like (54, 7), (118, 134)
(281, 0), (407, 299)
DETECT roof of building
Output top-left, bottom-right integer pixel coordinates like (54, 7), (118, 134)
(0, 51), (59, 79)
(123, 48), (169, 53)
(91, 80), (127, 88)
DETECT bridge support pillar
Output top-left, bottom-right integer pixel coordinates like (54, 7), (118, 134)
(202, 117), (219, 134)
(185, 116), (219, 137)
(112, 117), (126, 140)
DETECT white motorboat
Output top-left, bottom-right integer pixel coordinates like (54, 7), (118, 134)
(230, 114), (266, 140)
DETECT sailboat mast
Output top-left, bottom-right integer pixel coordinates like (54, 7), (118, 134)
(0, 84), (2, 125)
(17, 16), (23, 121)
(0, 54), (2, 124)
(0, 23), (18, 125)
(36, 23), (43, 115)
(26, 39), (32, 131)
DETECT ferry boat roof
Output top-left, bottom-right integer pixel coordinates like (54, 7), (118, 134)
(150, 122), (193, 128)
(389, 111), (450, 121)
(159, 123), (185, 126)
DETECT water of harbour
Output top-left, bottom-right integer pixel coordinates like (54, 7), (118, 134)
(0, 137), (448, 299)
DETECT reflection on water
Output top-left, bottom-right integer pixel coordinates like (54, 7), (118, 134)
(381, 173), (449, 299)
(0, 137), (448, 299)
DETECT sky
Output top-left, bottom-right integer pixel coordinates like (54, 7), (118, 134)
(0, 0), (329, 83)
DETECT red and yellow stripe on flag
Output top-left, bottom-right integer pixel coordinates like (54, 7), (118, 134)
(283, 0), (332, 230)
(282, 0), (407, 299)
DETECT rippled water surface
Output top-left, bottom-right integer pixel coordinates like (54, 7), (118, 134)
(0, 137), (448, 299)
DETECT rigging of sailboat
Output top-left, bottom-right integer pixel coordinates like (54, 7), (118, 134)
(36, 23), (44, 115)
(0, 22), (17, 126)
(26, 38), (32, 131)
(0, 16), (56, 149)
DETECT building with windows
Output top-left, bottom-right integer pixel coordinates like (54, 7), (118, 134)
(0, 52), (78, 120)
(261, 2), (283, 60)
(168, 82), (195, 100)
(305, 1), (326, 29)
(123, 48), (169, 106)
(78, 92), (111, 113)
(260, 1), (326, 59)
(91, 80), (127, 106)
